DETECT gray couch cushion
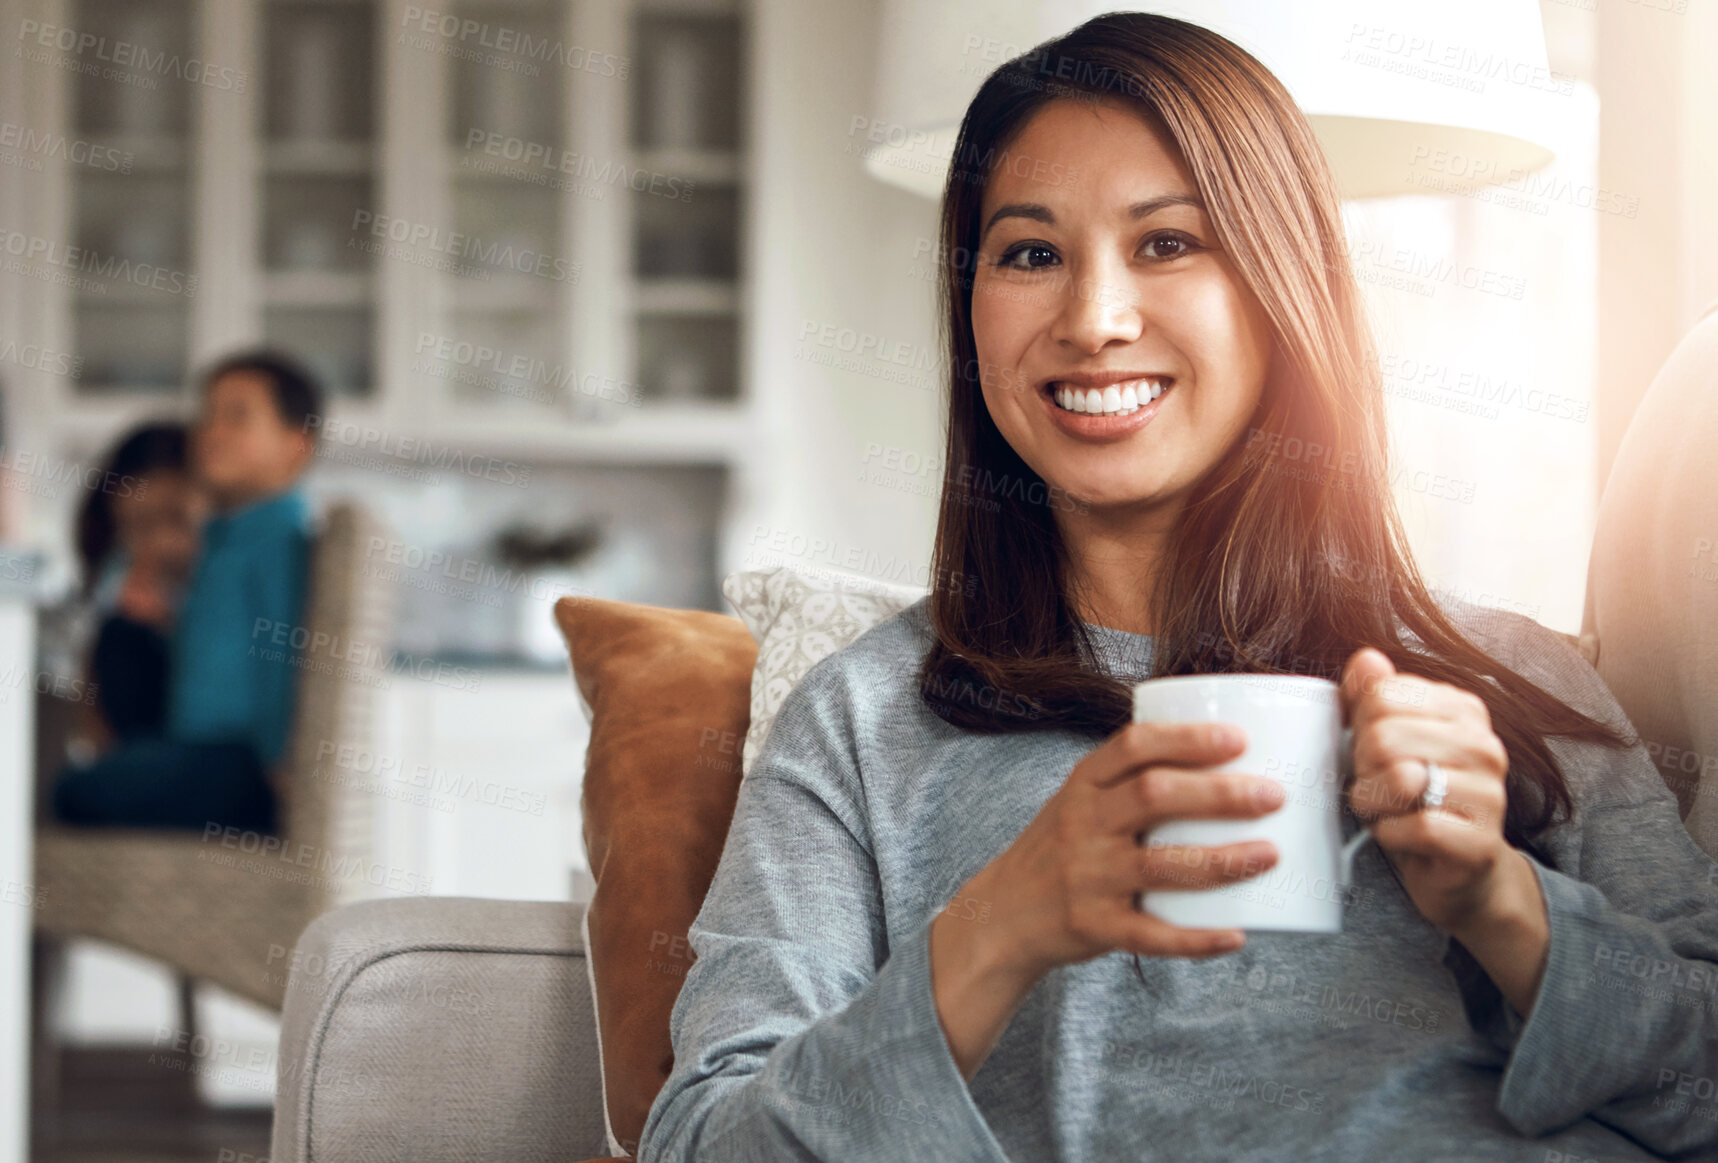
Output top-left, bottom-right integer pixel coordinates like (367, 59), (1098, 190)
(273, 896), (609, 1162)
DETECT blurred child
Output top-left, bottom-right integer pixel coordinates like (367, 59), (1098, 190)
(73, 422), (205, 742)
(53, 351), (322, 832)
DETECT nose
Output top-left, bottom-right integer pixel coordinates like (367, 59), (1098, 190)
(1046, 255), (1143, 353)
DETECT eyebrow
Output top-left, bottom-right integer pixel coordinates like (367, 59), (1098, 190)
(979, 193), (1205, 243)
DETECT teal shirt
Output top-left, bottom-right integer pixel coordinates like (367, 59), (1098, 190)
(166, 489), (311, 767)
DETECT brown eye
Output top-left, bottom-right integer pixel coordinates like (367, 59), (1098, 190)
(998, 243), (1058, 271)
(1143, 233), (1194, 260)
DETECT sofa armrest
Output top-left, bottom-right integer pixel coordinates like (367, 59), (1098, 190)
(271, 896), (616, 1163)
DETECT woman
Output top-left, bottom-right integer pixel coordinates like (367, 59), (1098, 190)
(641, 14), (1718, 1161)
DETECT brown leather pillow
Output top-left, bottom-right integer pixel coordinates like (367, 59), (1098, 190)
(555, 596), (755, 1157)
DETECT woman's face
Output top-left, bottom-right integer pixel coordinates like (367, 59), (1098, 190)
(970, 97), (1277, 516)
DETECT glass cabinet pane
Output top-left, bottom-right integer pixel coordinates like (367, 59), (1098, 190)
(632, 183), (739, 279)
(71, 0), (194, 138)
(260, 0), (379, 399)
(629, 3), (745, 408)
(264, 305), (374, 398)
(636, 316), (737, 403)
(631, 13), (742, 151)
(65, 0), (194, 393)
(263, 1), (376, 142)
(74, 301), (189, 390)
(446, 1), (563, 147)
(441, 0), (568, 415)
(263, 176), (374, 272)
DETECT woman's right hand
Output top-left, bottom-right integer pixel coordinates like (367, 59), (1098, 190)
(929, 719), (1285, 1079)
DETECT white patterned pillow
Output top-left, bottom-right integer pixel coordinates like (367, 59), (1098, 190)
(721, 565), (925, 777)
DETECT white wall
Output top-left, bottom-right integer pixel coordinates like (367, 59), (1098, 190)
(732, 0), (946, 589)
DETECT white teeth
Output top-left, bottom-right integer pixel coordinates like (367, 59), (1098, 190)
(1050, 378), (1169, 416)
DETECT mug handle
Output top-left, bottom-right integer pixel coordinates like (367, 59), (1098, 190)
(1336, 724), (1371, 888)
(1338, 827), (1372, 888)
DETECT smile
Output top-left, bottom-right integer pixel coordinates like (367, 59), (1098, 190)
(1048, 377), (1172, 416)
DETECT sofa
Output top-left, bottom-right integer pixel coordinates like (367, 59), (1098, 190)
(268, 308), (1718, 1163)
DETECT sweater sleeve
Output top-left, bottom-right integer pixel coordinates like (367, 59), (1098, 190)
(1450, 612), (1718, 1156)
(637, 661), (1011, 1163)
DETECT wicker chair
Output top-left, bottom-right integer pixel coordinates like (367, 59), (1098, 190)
(30, 500), (394, 1033)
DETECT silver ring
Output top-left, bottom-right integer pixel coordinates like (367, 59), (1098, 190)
(1417, 760), (1448, 811)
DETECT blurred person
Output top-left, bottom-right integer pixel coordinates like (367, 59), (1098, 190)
(53, 350), (322, 833)
(72, 422), (205, 742)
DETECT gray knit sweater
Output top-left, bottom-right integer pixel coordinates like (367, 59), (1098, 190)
(640, 596), (1718, 1162)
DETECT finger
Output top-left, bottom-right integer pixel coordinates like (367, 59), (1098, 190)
(1133, 839), (1280, 894)
(1096, 764), (1285, 836)
(1339, 646), (1395, 727)
(1078, 720), (1247, 789)
(1369, 804), (1501, 864)
(1349, 719), (1507, 814)
(1101, 908), (1247, 959)
(1350, 713), (1507, 785)
(1350, 765), (1506, 830)
(1347, 675), (1490, 737)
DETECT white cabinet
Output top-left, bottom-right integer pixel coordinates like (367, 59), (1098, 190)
(362, 666), (592, 903)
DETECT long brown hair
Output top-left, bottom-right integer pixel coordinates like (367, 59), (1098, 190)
(921, 12), (1629, 848)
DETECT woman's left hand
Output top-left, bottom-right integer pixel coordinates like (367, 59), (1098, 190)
(1338, 647), (1541, 941)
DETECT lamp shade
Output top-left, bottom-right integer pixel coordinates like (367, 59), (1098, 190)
(863, 0), (1562, 200)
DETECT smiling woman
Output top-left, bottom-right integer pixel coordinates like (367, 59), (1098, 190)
(638, 12), (1718, 1163)
(923, 17), (1616, 852)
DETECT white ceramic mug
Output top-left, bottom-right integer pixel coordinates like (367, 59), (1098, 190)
(1132, 674), (1371, 933)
